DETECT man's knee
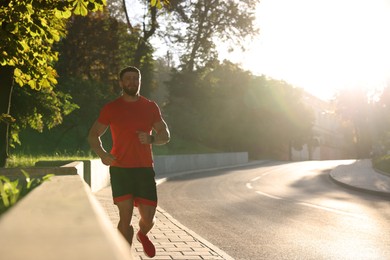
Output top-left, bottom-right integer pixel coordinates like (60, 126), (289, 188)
(139, 216), (155, 232)
(139, 205), (156, 223)
(139, 218), (155, 227)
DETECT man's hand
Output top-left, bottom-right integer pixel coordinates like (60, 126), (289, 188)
(88, 120), (114, 165)
(100, 152), (116, 166)
(137, 131), (153, 144)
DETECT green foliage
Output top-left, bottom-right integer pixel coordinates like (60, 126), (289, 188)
(164, 0), (259, 71)
(165, 61), (314, 159)
(0, 176), (19, 210)
(56, 12), (122, 88)
(55, 9), (157, 97)
(0, 113), (15, 124)
(19, 79), (115, 153)
(0, 0), (107, 166)
(150, 0), (170, 9)
(372, 155), (390, 174)
(10, 83), (79, 147)
(0, 0), (106, 90)
(0, 171), (54, 215)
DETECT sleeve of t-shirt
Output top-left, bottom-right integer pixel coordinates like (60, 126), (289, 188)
(97, 104), (110, 125)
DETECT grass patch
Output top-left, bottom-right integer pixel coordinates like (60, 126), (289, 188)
(6, 151), (95, 168)
(372, 155), (390, 174)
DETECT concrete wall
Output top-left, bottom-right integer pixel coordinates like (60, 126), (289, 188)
(1, 161), (84, 180)
(89, 159), (110, 192)
(154, 152), (249, 177)
(35, 160), (109, 192)
(0, 162), (133, 260)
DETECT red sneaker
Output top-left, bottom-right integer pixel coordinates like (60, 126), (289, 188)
(137, 231), (156, 258)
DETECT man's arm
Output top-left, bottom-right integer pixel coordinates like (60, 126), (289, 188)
(152, 119), (170, 145)
(87, 120), (116, 165)
(137, 119), (170, 145)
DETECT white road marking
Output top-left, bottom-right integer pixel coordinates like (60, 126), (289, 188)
(250, 176), (262, 182)
(249, 173), (366, 219)
(255, 191), (283, 200)
(296, 202), (367, 219)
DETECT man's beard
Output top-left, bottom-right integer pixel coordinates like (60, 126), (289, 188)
(123, 87), (139, 96)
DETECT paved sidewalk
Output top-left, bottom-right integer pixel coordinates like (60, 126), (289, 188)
(329, 159), (390, 196)
(94, 185), (234, 260)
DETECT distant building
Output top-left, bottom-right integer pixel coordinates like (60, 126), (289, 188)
(291, 93), (348, 161)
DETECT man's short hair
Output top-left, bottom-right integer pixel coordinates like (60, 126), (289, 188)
(119, 66), (141, 80)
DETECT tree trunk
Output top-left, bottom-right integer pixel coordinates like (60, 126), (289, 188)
(122, 0), (133, 31)
(0, 66), (15, 167)
(134, 6), (157, 67)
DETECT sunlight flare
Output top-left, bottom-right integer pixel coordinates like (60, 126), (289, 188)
(219, 0), (390, 100)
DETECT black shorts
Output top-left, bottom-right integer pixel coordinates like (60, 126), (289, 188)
(109, 167), (157, 207)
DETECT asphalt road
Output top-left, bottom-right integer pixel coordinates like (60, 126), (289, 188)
(157, 160), (390, 260)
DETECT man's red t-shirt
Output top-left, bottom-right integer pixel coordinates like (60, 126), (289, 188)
(97, 96), (162, 168)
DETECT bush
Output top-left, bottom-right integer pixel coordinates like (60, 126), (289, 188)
(372, 155), (390, 174)
(0, 171), (53, 215)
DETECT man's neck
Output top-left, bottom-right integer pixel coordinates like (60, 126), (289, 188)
(122, 94), (140, 102)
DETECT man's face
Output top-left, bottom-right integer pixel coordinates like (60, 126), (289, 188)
(120, 71), (140, 96)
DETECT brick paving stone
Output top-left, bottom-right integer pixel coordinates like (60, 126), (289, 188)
(94, 186), (234, 260)
(168, 256), (203, 260)
(164, 247), (194, 252)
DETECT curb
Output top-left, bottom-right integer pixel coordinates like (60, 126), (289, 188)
(374, 167), (390, 178)
(156, 207), (235, 260)
(328, 168), (390, 198)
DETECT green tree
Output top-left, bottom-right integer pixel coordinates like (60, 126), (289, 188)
(65, 0), (166, 96)
(52, 5), (158, 152)
(165, 61), (314, 159)
(0, 0), (106, 167)
(10, 10), (120, 155)
(165, 0), (259, 71)
(241, 75), (314, 159)
(121, 0), (169, 67)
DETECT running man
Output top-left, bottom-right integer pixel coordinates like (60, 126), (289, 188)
(88, 66), (170, 258)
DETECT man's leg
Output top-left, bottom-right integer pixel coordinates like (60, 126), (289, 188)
(116, 199), (134, 246)
(137, 203), (157, 257)
(138, 203), (156, 235)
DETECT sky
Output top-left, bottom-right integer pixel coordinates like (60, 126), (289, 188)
(218, 0), (390, 100)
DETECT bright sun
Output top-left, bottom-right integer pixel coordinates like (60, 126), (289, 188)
(219, 0), (390, 100)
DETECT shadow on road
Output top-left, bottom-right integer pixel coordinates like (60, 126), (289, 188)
(159, 161), (286, 182)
